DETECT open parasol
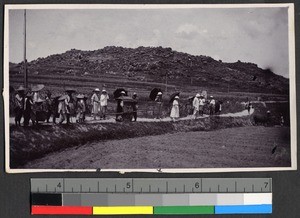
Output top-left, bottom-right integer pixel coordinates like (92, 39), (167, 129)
(149, 88), (162, 101)
(31, 84), (45, 92)
(169, 92), (180, 104)
(116, 96), (137, 103)
(113, 88), (128, 99)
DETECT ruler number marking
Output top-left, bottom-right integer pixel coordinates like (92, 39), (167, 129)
(264, 182), (268, 189)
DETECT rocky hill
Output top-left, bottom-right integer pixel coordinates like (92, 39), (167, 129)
(9, 46), (289, 94)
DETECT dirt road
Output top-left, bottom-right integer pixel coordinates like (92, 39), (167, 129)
(24, 126), (290, 169)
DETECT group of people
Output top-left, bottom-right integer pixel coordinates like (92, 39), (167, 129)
(13, 85), (90, 126)
(168, 93), (219, 122)
(91, 88), (109, 120)
(13, 84), (223, 126)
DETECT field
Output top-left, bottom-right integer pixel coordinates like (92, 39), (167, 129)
(23, 126), (291, 169)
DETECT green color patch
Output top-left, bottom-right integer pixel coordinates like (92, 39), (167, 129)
(154, 206), (215, 215)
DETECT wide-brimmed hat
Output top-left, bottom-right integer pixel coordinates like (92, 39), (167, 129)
(76, 94), (85, 99)
(58, 95), (68, 101)
(17, 86), (26, 92)
(175, 96), (179, 99)
(26, 92), (33, 97)
(31, 84), (45, 92)
(196, 93), (200, 97)
(210, 95), (214, 98)
(35, 98), (44, 103)
(157, 92), (162, 95)
(65, 88), (76, 93)
(120, 91), (126, 94)
(94, 88), (100, 92)
(102, 89), (107, 93)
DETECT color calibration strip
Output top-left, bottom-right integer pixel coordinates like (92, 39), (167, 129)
(31, 193), (272, 215)
(31, 178), (272, 215)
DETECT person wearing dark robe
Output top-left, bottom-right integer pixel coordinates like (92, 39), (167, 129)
(45, 92), (52, 123)
(14, 86), (25, 126)
(155, 92), (163, 120)
(76, 94), (86, 123)
(23, 92), (34, 126)
(116, 91), (125, 122)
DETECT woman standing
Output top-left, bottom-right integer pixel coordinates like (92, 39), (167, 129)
(91, 88), (100, 120)
(170, 96), (180, 122)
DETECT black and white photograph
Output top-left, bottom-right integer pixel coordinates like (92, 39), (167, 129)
(4, 4), (296, 172)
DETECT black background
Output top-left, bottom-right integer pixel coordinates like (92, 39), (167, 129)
(0, 0), (299, 217)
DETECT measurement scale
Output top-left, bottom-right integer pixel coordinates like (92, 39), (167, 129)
(31, 178), (272, 215)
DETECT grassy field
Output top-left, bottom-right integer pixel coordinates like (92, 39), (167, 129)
(23, 126), (291, 169)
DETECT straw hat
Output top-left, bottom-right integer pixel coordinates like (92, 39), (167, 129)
(175, 96), (179, 99)
(102, 89), (107, 93)
(196, 93), (200, 97)
(26, 92), (33, 97)
(157, 92), (162, 95)
(16, 86), (26, 92)
(31, 84), (45, 92)
(121, 91), (126, 94)
(94, 88), (100, 92)
(76, 94), (85, 99)
(35, 98), (44, 103)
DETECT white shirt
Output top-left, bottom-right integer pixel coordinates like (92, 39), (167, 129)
(100, 94), (109, 106)
(193, 97), (200, 109)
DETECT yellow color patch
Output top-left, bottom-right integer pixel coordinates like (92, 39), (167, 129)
(93, 206), (153, 215)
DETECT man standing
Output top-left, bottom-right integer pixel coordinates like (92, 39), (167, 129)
(23, 92), (34, 126)
(14, 86), (25, 126)
(199, 95), (205, 116)
(132, 92), (138, 122)
(192, 93), (200, 119)
(155, 92), (163, 120)
(100, 89), (109, 119)
(91, 88), (100, 120)
(209, 96), (216, 115)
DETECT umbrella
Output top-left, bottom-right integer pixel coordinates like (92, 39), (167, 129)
(149, 88), (162, 101)
(58, 95), (68, 101)
(113, 88), (128, 99)
(187, 96), (195, 103)
(31, 84), (45, 92)
(169, 92), (180, 104)
(116, 96), (137, 103)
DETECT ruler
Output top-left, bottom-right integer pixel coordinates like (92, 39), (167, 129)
(31, 178), (272, 215)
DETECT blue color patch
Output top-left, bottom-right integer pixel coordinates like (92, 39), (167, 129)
(215, 205), (272, 214)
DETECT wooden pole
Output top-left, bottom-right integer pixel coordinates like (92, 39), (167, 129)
(24, 9), (28, 88)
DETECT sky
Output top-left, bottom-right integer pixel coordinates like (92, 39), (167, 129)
(9, 7), (290, 77)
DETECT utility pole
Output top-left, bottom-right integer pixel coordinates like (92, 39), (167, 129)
(165, 71), (168, 93)
(23, 9), (28, 88)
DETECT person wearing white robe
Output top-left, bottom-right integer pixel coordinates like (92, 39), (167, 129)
(170, 96), (180, 122)
(91, 88), (100, 120)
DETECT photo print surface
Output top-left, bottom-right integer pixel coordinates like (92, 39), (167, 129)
(4, 4), (297, 173)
